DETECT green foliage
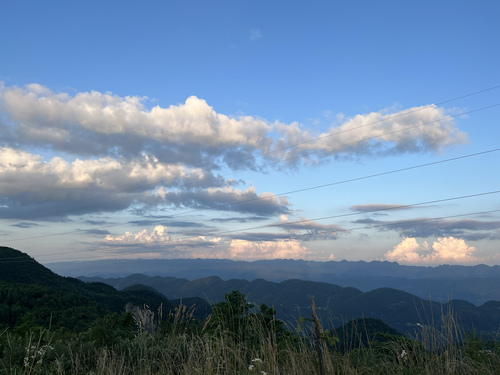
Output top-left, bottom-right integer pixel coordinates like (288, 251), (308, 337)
(210, 290), (254, 335)
(1, 248), (500, 374)
(0, 248), (172, 334)
(208, 290), (290, 352)
(86, 311), (136, 348)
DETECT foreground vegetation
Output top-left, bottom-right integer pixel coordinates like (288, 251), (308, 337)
(1, 291), (499, 375)
(1, 248), (499, 373)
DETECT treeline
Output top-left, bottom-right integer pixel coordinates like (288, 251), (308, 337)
(1, 289), (500, 374)
(1, 247), (500, 373)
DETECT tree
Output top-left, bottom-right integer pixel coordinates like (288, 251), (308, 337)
(211, 290), (254, 338)
(209, 290), (289, 349)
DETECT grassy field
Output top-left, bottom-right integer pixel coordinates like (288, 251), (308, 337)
(1, 297), (499, 375)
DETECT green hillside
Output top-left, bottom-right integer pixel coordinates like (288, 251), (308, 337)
(0, 247), (185, 332)
(82, 272), (500, 335)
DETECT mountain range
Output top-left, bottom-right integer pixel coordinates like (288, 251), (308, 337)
(3, 247), (499, 337)
(48, 258), (500, 305)
(79, 273), (500, 336)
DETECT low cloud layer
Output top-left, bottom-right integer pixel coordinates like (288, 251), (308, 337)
(384, 236), (478, 264)
(273, 216), (347, 241)
(228, 239), (309, 260)
(102, 225), (310, 260)
(353, 217), (500, 241)
(350, 203), (413, 213)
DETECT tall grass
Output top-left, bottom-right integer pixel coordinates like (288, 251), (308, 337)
(0, 303), (498, 374)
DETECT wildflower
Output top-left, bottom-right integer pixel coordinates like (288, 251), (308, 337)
(249, 364), (255, 370)
(261, 372), (267, 375)
(400, 349), (407, 358)
(252, 358), (263, 363)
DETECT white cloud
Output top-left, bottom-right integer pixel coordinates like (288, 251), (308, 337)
(249, 28), (262, 41)
(102, 226), (309, 261)
(0, 83), (470, 221)
(104, 225), (222, 248)
(105, 225), (171, 244)
(228, 239), (309, 260)
(0, 84), (272, 151)
(0, 146), (202, 197)
(1, 83), (467, 169)
(271, 105), (467, 165)
(0, 147), (291, 219)
(384, 236), (478, 265)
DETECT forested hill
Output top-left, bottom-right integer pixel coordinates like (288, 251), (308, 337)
(81, 273), (500, 335)
(0, 246), (66, 287)
(3, 246), (500, 337)
(0, 247), (210, 332)
(48, 257), (500, 305)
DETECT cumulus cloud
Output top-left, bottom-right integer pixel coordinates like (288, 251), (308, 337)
(104, 225), (221, 249)
(1, 83), (466, 169)
(0, 146), (290, 219)
(101, 225), (309, 260)
(0, 147), (202, 195)
(0, 83), (470, 224)
(271, 105), (467, 167)
(0, 83), (273, 167)
(105, 225), (172, 244)
(384, 236), (478, 264)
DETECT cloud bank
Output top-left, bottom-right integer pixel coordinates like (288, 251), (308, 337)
(102, 225), (310, 260)
(1, 83), (466, 169)
(0, 82), (472, 259)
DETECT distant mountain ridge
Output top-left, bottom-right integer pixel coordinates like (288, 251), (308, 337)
(80, 273), (500, 336)
(3, 246), (500, 337)
(48, 258), (500, 305)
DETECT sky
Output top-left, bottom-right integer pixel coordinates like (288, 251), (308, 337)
(1, 1), (499, 266)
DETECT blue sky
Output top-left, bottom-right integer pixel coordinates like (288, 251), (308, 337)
(1, 1), (499, 265)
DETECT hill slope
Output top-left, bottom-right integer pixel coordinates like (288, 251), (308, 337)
(80, 273), (500, 335)
(48, 258), (500, 305)
(0, 247), (210, 331)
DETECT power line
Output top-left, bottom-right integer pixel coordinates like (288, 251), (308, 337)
(2, 191), (498, 263)
(2, 85), (499, 263)
(7, 101), (500, 223)
(151, 193), (500, 243)
(4, 83), (499, 221)
(2, 147), (498, 243)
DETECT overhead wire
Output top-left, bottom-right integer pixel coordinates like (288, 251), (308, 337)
(6, 101), (500, 224)
(2, 147), (498, 243)
(1, 85), (500, 262)
(4, 84), (500, 222)
(2, 190), (498, 263)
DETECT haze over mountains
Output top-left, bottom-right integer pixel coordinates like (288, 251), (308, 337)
(78, 273), (500, 335)
(3, 247), (500, 336)
(49, 258), (500, 305)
